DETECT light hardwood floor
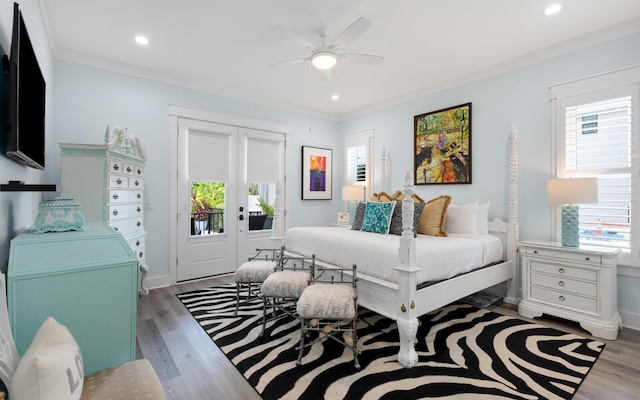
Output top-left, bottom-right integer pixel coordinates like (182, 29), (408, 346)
(137, 275), (640, 400)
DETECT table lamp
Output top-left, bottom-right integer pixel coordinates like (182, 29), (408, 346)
(546, 178), (598, 247)
(342, 186), (365, 224)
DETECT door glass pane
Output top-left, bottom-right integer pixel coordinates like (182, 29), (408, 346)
(190, 181), (226, 236)
(248, 182), (275, 231)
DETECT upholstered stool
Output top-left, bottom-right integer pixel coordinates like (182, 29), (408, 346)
(233, 248), (282, 316)
(296, 264), (359, 369)
(260, 255), (315, 336)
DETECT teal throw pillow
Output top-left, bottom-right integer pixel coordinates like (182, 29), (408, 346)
(361, 202), (396, 234)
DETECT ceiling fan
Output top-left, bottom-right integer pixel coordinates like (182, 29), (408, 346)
(269, 17), (384, 71)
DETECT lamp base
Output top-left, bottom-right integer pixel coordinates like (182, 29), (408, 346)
(561, 204), (580, 247)
(347, 201), (358, 225)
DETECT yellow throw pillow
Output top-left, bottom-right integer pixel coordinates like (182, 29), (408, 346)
(417, 195), (451, 236)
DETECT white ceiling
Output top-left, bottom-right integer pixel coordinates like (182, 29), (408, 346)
(39, 0), (640, 120)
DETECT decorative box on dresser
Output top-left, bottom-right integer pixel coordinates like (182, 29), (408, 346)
(7, 222), (139, 375)
(518, 240), (622, 340)
(60, 126), (150, 295)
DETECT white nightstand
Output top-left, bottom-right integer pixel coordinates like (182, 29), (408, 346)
(518, 240), (622, 340)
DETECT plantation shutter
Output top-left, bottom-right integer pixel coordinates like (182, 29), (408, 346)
(556, 82), (638, 253)
(344, 129), (374, 199)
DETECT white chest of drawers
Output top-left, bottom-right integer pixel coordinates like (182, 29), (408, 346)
(60, 127), (150, 295)
(518, 240), (622, 340)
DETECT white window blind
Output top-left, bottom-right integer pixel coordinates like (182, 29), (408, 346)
(552, 66), (639, 267)
(247, 137), (280, 183)
(189, 129), (231, 182)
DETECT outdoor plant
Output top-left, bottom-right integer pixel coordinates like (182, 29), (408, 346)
(256, 196), (274, 216)
(191, 182), (225, 220)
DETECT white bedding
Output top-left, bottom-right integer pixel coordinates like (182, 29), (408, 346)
(284, 227), (504, 285)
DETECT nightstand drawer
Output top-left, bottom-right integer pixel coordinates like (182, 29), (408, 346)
(523, 246), (601, 266)
(530, 272), (597, 297)
(530, 261), (597, 281)
(530, 286), (598, 314)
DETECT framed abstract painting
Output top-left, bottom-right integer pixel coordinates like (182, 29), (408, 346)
(414, 102), (472, 185)
(301, 146), (332, 200)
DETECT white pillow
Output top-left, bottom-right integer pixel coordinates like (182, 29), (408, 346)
(10, 317), (84, 400)
(445, 201), (479, 234)
(477, 201), (490, 234)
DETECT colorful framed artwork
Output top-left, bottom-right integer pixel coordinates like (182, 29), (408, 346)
(301, 146), (332, 200)
(414, 102), (472, 185)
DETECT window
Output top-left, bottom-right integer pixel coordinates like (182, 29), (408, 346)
(551, 66), (640, 267)
(344, 129), (374, 199)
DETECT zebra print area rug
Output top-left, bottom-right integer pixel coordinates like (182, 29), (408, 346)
(177, 284), (604, 400)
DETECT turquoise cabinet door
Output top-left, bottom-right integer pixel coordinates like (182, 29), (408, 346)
(8, 222), (138, 375)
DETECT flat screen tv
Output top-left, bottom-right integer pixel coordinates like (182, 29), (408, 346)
(5, 2), (46, 170)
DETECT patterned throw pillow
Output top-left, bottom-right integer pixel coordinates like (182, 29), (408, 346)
(389, 201), (426, 236)
(361, 202), (396, 234)
(351, 202), (367, 230)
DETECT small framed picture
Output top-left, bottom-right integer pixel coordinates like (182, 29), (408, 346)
(337, 212), (350, 223)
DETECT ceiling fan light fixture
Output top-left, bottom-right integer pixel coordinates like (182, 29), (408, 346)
(312, 51), (338, 70)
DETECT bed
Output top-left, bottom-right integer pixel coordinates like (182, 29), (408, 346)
(273, 129), (520, 368)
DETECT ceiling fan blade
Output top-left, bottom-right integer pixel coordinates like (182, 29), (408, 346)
(273, 26), (317, 51)
(267, 57), (309, 68)
(339, 53), (384, 65)
(331, 17), (372, 49)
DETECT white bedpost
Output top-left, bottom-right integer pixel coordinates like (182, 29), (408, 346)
(380, 146), (387, 193)
(504, 127), (520, 304)
(271, 181), (285, 249)
(393, 172), (420, 368)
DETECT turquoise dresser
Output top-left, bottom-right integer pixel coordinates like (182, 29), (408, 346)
(7, 222), (138, 375)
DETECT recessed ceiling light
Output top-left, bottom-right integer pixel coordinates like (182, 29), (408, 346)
(544, 4), (562, 15)
(135, 35), (149, 45)
(331, 94), (340, 101)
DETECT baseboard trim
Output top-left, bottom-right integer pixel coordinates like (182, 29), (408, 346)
(619, 309), (640, 331)
(144, 274), (172, 291)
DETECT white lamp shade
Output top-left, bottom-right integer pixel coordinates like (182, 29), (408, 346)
(546, 178), (599, 205)
(342, 186), (364, 201)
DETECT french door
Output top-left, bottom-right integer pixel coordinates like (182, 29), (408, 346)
(176, 118), (286, 282)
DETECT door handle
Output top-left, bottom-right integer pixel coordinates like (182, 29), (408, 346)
(239, 215), (244, 221)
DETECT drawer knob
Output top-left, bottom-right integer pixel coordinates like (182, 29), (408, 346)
(558, 281), (565, 287)
(139, 251), (144, 258)
(137, 207), (141, 213)
(114, 227), (118, 231)
(558, 268), (564, 273)
(117, 178), (122, 185)
(137, 168), (142, 175)
(585, 257), (590, 261)
(137, 221), (141, 227)
(127, 166), (132, 173)
(533, 250), (538, 254)
(113, 164), (119, 171)
(559, 295), (565, 301)
(135, 180), (140, 186)
(113, 193), (119, 200)
(136, 240), (140, 246)
(137, 193), (142, 199)
(112, 210), (119, 216)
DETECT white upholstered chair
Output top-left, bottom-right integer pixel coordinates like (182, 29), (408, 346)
(233, 247), (283, 316)
(0, 274), (165, 400)
(260, 254), (315, 337)
(296, 263), (360, 369)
